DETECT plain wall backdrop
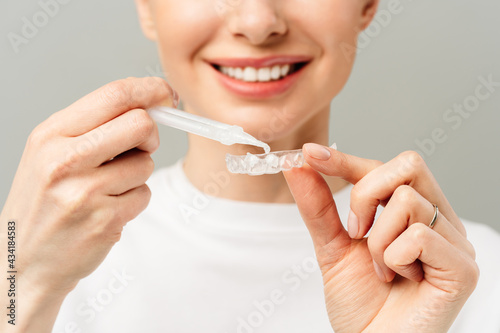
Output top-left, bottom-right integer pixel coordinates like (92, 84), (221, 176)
(1, 0), (499, 232)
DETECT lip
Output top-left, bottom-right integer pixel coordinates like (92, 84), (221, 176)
(207, 55), (312, 99)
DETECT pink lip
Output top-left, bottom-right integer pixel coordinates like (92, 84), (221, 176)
(207, 55), (312, 99)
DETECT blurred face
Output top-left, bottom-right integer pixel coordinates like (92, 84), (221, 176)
(136, 0), (378, 142)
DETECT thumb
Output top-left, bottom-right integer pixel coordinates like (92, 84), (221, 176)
(283, 164), (351, 251)
(302, 143), (382, 184)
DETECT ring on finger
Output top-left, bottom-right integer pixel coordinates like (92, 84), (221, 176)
(429, 204), (439, 229)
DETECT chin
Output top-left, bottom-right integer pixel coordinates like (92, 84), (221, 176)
(223, 106), (305, 142)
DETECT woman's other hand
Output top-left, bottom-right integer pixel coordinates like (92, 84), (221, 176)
(284, 144), (479, 332)
(0, 77), (177, 332)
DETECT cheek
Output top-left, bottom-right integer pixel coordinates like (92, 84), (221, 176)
(292, 2), (361, 101)
(151, 1), (219, 84)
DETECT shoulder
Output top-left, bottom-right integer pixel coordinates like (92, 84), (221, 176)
(450, 220), (500, 332)
(463, 219), (500, 268)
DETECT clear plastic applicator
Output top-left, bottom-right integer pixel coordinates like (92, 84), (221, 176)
(147, 106), (270, 153)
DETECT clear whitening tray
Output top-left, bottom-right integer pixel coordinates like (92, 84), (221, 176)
(225, 149), (304, 176)
(147, 106), (270, 153)
(225, 143), (336, 176)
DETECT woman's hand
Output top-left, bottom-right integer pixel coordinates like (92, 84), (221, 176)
(283, 144), (479, 332)
(0, 77), (177, 332)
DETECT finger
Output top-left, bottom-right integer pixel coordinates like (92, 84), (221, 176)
(92, 183), (152, 244)
(368, 185), (475, 282)
(302, 143), (383, 239)
(96, 149), (155, 196)
(49, 77), (177, 137)
(347, 151), (463, 238)
(303, 143), (383, 184)
(283, 164), (351, 253)
(110, 183), (152, 227)
(70, 108), (159, 167)
(384, 223), (478, 293)
(304, 144), (464, 239)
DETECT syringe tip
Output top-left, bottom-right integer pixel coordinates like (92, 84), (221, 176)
(226, 126), (270, 153)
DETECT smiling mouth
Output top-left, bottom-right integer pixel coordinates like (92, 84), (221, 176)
(211, 62), (308, 83)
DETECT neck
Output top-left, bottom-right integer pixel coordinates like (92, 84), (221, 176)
(182, 105), (345, 203)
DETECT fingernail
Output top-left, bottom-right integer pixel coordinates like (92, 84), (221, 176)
(304, 143), (331, 161)
(330, 142), (338, 150)
(347, 210), (359, 238)
(372, 259), (387, 282)
(172, 89), (180, 108)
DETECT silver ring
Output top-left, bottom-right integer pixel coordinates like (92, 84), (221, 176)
(429, 204), (439, 229)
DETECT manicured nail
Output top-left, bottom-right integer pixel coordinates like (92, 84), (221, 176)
(347, 210), (359, 238)
(372, 259), (386, 282)
(172, 89), (180, 108)
(304, 143), (331, 161)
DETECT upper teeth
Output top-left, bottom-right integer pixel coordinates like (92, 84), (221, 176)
(219, 64), (291, 82)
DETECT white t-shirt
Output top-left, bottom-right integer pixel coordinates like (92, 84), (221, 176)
(53, 161), (500, 333)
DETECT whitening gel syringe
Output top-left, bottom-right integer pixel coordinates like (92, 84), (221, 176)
(147, 106), (270, 154)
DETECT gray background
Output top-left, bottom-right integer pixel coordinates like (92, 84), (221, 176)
(1, 0), (499, 232)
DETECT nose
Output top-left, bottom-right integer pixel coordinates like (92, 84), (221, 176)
(224, 0), (287, 45)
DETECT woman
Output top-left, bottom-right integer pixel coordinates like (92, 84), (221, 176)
(1, 0), (499, 332)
